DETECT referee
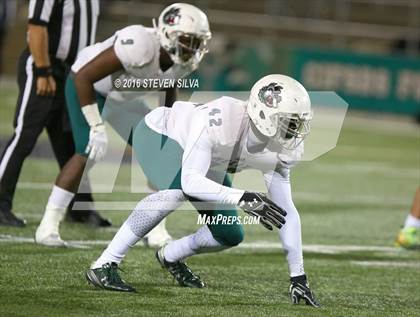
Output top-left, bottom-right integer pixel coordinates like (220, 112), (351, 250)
(0, 0), (109, 227)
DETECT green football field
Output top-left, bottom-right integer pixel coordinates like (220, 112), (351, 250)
(0, 85), (419, 317)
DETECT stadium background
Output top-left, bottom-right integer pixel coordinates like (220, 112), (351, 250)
(0, 1), (419, 317)
(2, 0), (420, 114)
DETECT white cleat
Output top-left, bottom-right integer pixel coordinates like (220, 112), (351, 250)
(35, 226), (67, 247)
(143, 230), (172, 248)
(36, 203), (67, 247)
(143, 218), (172, 248)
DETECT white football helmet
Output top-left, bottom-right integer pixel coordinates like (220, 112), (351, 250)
(154, 3), (211, 67)
(247, 74), (312, 150)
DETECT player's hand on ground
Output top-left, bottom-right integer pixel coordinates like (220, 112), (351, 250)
(86, 124), (108, 161)
(238, 192), (287, 230)
(36, 76), (56, 96)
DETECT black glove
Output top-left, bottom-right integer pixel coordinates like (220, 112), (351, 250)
(289, 275), (321, 307)
(238, 192), (287, 230)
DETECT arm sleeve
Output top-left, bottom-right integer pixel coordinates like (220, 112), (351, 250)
(28, 0), (54, 26)
(264, 168), (304, 277)
(181, 123), (244, 205)
(113, 26), (154, 71)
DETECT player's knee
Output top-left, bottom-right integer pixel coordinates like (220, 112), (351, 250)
(227, 226), (244, 246)
(214, 225), (244, 247)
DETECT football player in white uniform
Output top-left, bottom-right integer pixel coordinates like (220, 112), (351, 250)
(86, 74), (320, 307)
(35, 3), (211, 247)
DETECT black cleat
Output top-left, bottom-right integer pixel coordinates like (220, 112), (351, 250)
(86, 263), (136, 292)
(66, 209), (112, 227)
(0, 209), (26, 227)
(289, 275), (320, 308)
(156, 247), (205, 288)
(67, 192), (112, 227)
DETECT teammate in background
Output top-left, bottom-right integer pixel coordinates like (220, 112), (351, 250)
(0, 0), (109, 227)
(396, 187), (420, 249)
(35, 3), (211, 247)
(86, 74), (320, 307)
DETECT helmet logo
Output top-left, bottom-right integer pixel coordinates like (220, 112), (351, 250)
(258, 82), (283, 108)
(163, 7), (181, 25)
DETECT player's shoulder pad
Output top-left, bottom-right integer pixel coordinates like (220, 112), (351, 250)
(205, 96), (247, 147)
(114, 25), (155, 69)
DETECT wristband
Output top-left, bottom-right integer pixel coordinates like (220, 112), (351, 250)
(81, 103), (103, 127)
(34, 65), (53, 78)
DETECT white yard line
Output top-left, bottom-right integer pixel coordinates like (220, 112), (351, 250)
(240, 242), (400, 254)
(292, 192), (410, 206)
(338, 144), (419, 153)
(0, 234), (403, 254)
(351, 261), (420, 269)
(16, 182), (138, 192)
(14, 182), (411, 211)
(309, 161), (419, 179)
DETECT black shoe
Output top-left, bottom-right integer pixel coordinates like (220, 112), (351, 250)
(0, 209), (26, 227)
(289, 275), (320, 307)
(155, 247), (205, 288)
(66, 209), (112, 227)
(86, 263), (136, 292)
(67, 192), (112, 227)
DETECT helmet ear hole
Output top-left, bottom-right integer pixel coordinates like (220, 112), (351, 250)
(259, 111), (265, 120)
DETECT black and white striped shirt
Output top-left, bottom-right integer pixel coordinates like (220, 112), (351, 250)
(28, 0), (99, 66)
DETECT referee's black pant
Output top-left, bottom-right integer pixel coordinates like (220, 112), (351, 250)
(0, 49), (77, 212)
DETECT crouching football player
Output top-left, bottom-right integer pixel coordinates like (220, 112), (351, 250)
(34, 3), (211, 247)
(86, 74), (320, 307)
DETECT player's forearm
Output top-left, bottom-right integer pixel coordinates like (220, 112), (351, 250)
(74, 70), (103, 126)
(181, 171), (244, 205)
(75, 47), (124, 107)
(74, 73), (97, 107)
(27, 24), (51, 67)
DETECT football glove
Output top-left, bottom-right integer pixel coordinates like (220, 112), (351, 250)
(289, 275), (320, 308)
(81, 103), (108, 162)
(238, 192), (286, 230)
(85, 124), (108, 161)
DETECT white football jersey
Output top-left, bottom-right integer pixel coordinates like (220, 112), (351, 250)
(146, 96), (304, 175)
(71, 25), (192, 100)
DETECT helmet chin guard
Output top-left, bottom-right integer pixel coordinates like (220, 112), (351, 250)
(155, 3), (211, 68)
(247, 74), (312, 151)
